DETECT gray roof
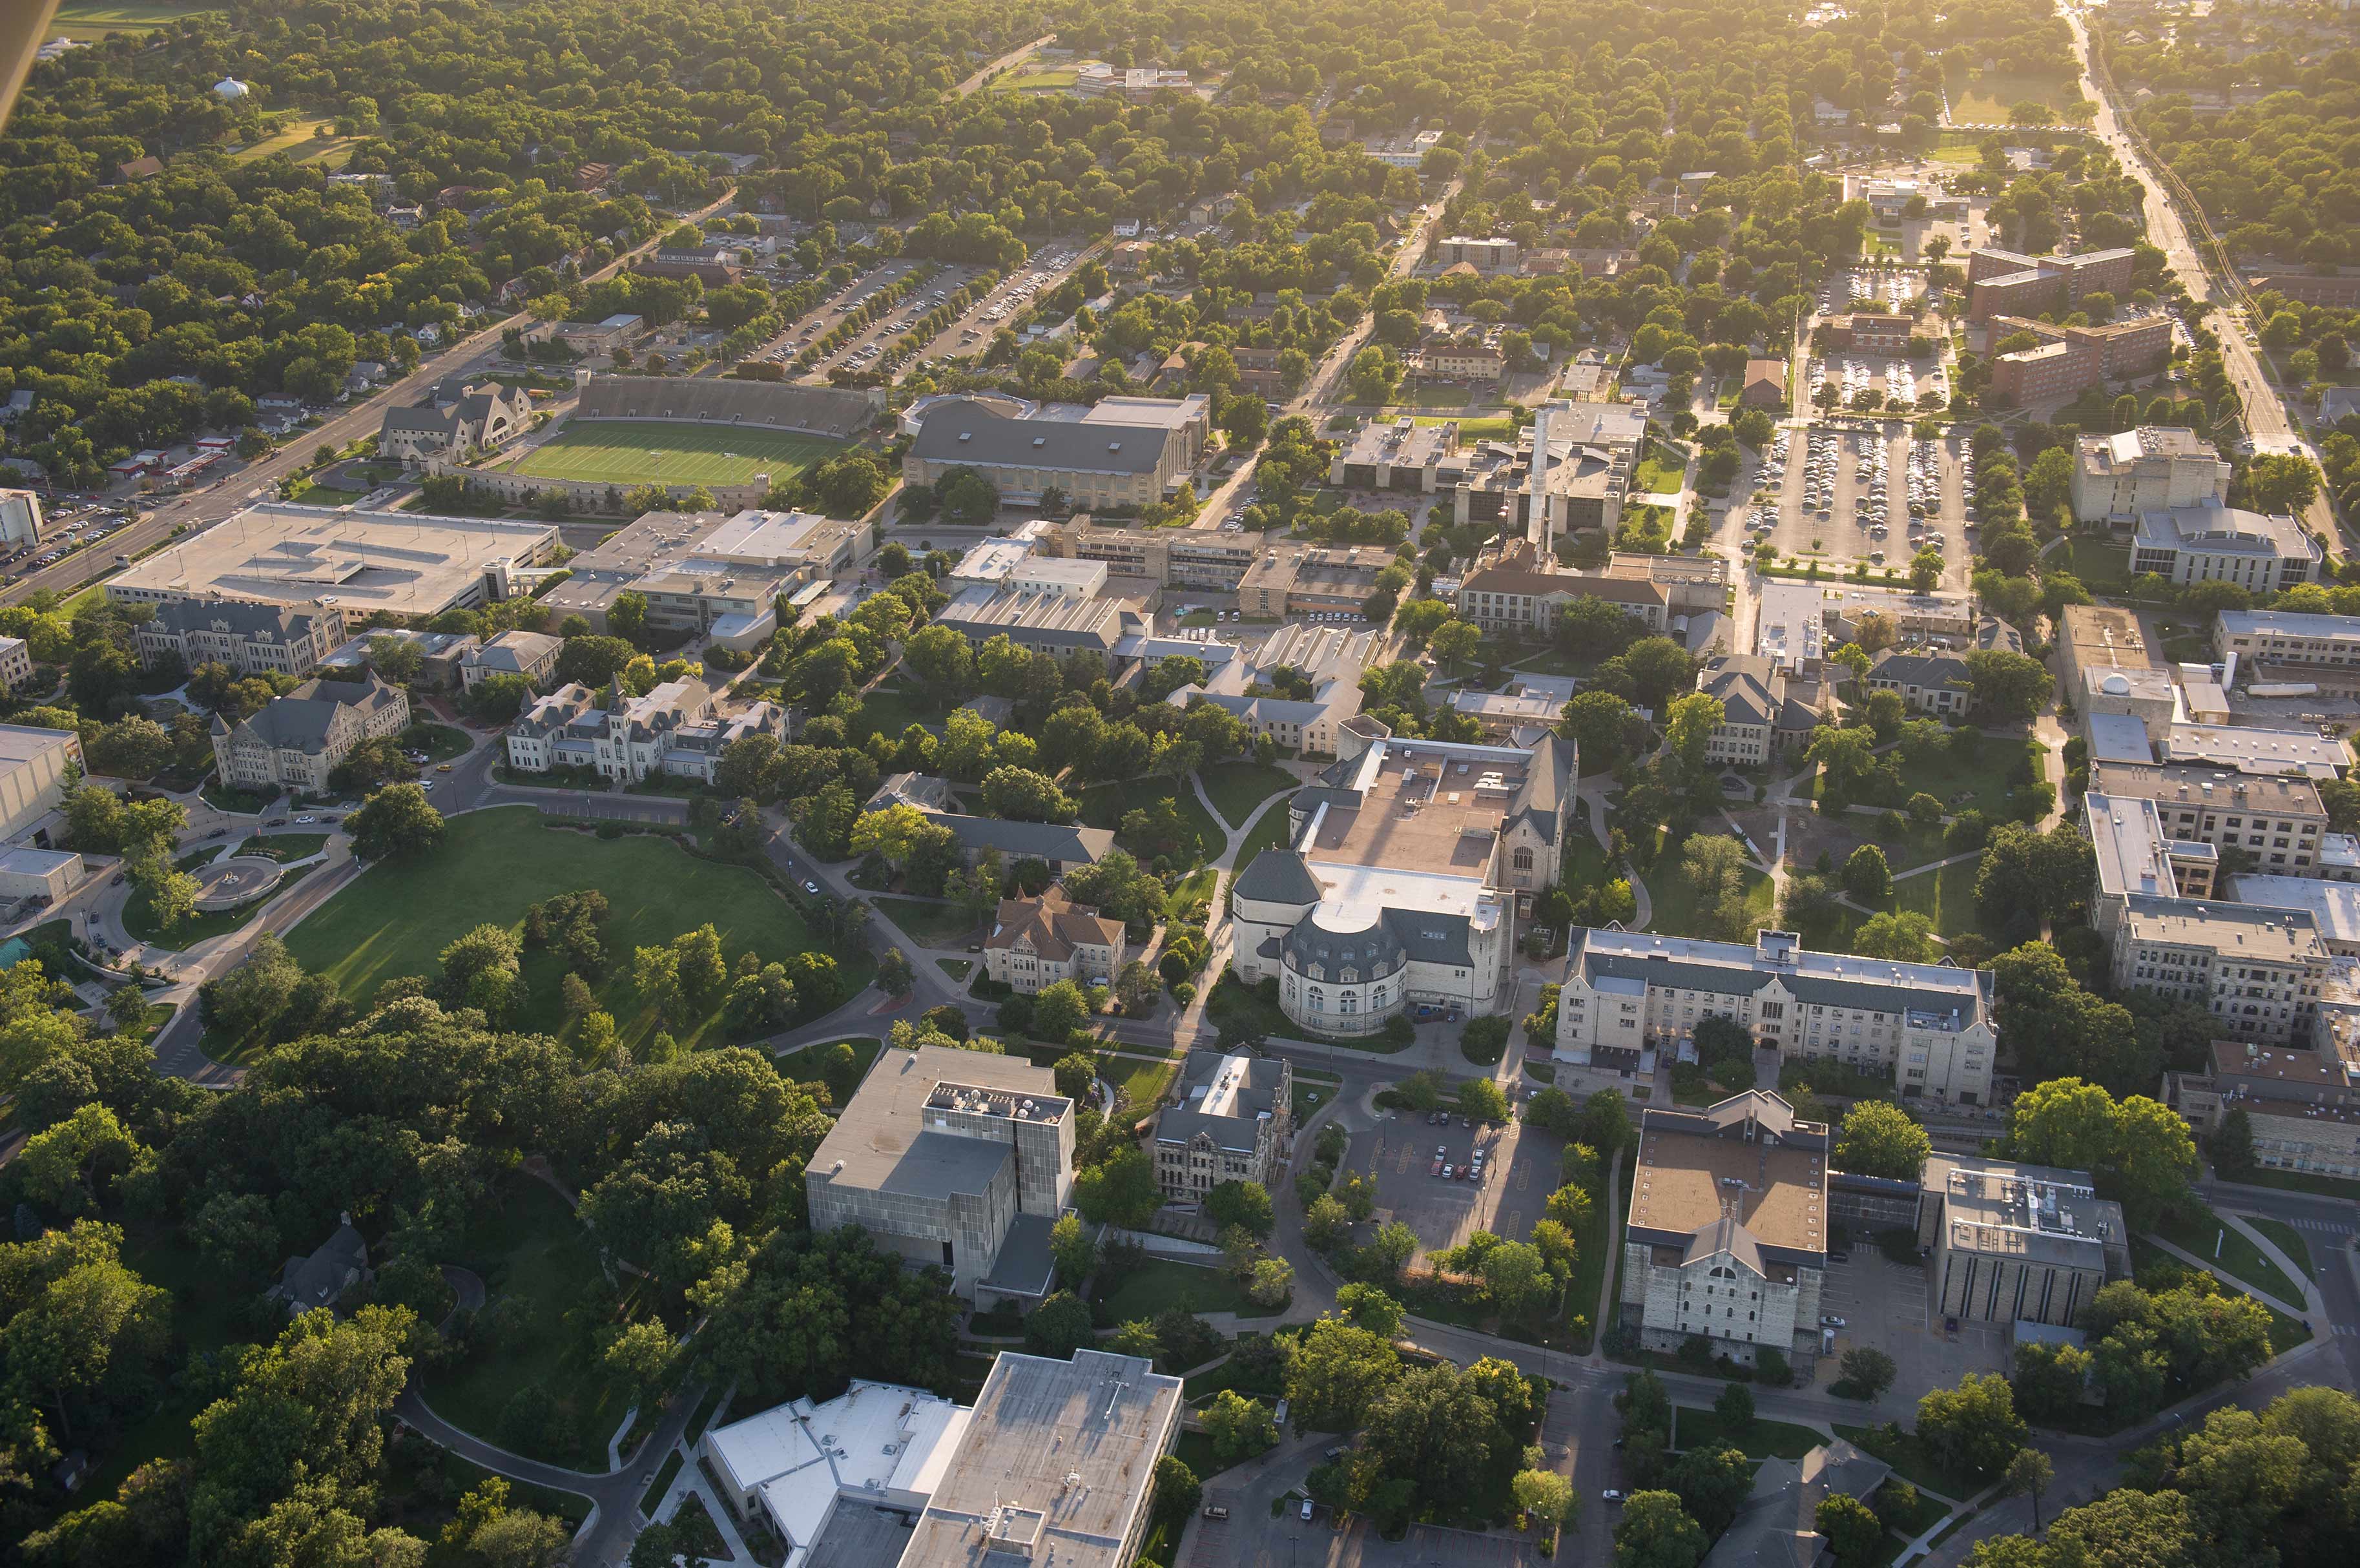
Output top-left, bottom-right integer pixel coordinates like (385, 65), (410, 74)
(231, 676), (404, 754)
(467, 630), (561, 674)
(273, 1220), (367, 1311)
(1870, 648), (1971, 689)
(1283, 912), (1409, 978)
(1508, 730), (1576, 845)
(148, 597), (331, 642)
(879, 1130), (1012, 1198)
(980, 1210), (1058, 1298)
(924, 810), (1115, 865)
(913, 397), (1166, 475)
(1700, 1442), (1891, 1568)
(1232, 845), (1322, 905)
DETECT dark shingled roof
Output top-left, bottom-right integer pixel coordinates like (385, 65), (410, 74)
(1232, 846), (1321, 906)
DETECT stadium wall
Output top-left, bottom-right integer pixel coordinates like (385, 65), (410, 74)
(572, 375), (880, 437)
(424, 461), (771, 515)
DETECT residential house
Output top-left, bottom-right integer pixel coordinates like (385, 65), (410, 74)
(266, 1214), (370, 1319)
(1865, 646), (1974, 717)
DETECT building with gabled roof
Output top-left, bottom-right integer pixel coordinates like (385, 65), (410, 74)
(212, 676), (410, 794)
(134, 596), (347, 677)
(377, 378), (533, 463)
(1172, 619), (1380, 757)
(460, 629), (562, 691)
(267, 1213), (371, 1319)
(1865, 645), (1974, 717)
(1558, 928), (1996, 1104)
(1698, 655), (1830, 763)
(1154, 1049), (1294, 1199)
(1700, 1441), (1894, 1568)
(982, 885), (1125, 995)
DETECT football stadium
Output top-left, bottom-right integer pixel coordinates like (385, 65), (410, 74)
(508, 420), (844, 488)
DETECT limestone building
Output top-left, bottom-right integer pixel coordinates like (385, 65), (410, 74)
(2072, 428), (2230, 523)
(210, 676), (410, 794)
(981, 885), (1126, 995)
(1621, 1091), (1828, 1367)
(2169, 1039), (2360, 1182)
(1152, 1050), (1294, 1199)
(805, 1045), (1075, 1304)
(134, 597), (347, 677)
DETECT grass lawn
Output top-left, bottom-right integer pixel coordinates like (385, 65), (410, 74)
(1080, 779), (1223, 865)
(1198, 761), (1298, 829)
(404, 722), (472, 763)
(1890, 736), (2044, 821)
(1291, 1067), (1342, 1123)
(849, 684), (954, 743)
(202, 779), (282, 814)
(1635, 446), (1687, 494)
(2246, 1216), (2314, 1278)
(125, 863), (313, 949)
(1831, 1423), (1980, 1501)
(1890, 856), (1983, 941)
(1166, 866), (1219, 924)
(938, 958), (973, 982)
(283, 806), (868, 1054)
(1644, 852), (1774, 941)
(240, 831), (331, 861)
(1092, 1257), (1282, 1321)
(1673, 1405), (1828, 1460)
(1174, 1429), (1244, 1480)
(1102, 1050), (1180, 1110)
(509, 420), (845, 490)
(1510, 648), (1600, 678)
(49, 3), (222, 41)
(639, 1450), (685, 1518)
(1388, 380), (1473, 408)
(773, 1034), (881, 1086)
(874, 895), (984, 947)
(1560, 824), (1615, 902)
(2155, 1202), (2306, 1305)
(1950, 71), (2081, 124)
(233, 114), (361, 169)
(1411, 413), (1515, 439)
(1000, 67), (1081, 89)
(1874, 1480), (1951, 1543)
(2064, 535), (2131, 593)
(2220, 1168), (2360, 1202)
(1234, 796), (1299, 867)
(425, 1182), (650, 1470)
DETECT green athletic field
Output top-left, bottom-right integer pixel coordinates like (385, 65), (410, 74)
(507, 420), (845, 488)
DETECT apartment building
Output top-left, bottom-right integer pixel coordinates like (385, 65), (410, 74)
(1988, 316), (2171, 404)
(806, 1045), (1074, 1303)
(1422, 336), (1506, 379)
(981, 885), (1125, 995)
(134, 597), (347, 677)
(2213, 609), (2360, 672)
(2086, 790), (2220, 940)
(1620, 1091), (1828, 1367)
(2170, 1039), (2360, 1181)
(1557, 928), (1998, 1104)
(1697, 656), (1831, 764)
(1434, 236), (1520, 271)
(210, 676), (411, 794)
(2072, 428), (2231, 524)
(2086, 761), (2327, 874)
(2109, 894), (2328, 1047)
(1834, 313), (1915, 353)
(1965, 246), (2135, 322)
(1152, 1049), (1294, 1200)
(2131, 504), (2321, 592)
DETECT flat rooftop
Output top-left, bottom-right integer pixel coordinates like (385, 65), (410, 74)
(109, 503), (557, 615)
(2158, 723), (2348, 777)
(1927, 1154), (2113, 1264)
(2119, 894), (2326, 963)
(2087, 760), (2324, 816)
(2229, 874), (2360, 947)
(1337, 417), (1459, 469)
(1303, 741), (1527, 877)
(2217, 608), (2360, 642)
(902, 1350), (1183, 1568)
(1631, 1119), (1827, 1256)
(2086, 792), (2179, 900)
(2205, 1040), (2360, 1109)
(0, 723), (76, 769)
(810, 1045), (1062, 1196)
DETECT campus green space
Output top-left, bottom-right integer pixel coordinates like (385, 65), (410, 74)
(1673, 1405), (1829, 1461)
(1644, 852), (1775, 942)
(2155, 1202), (2306, 1305)
(774, 1034), (882, 1086)
(509, 419), (845, 489)
(1197, 760), (1298, 828)
(874, 895), (984, 947)
(848, 684), (952, 743)
(2247, 1216), (2313, 1278)
(1233, 795), (1299, 869)
(282, 805), (870, 1051)
(423, 1182), (654, 1471)
(1889, 857), (1982, 941)
(83, 1220), (255, 1501)
(1079, 778), (1223, 865)
(1949, 71), (2082, 125)
(239, 832), (331, 862)
(1090, 1256), (1283, 1321)
(124, 864), (313, 949)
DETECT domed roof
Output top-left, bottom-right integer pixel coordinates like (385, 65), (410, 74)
(213, 77), (251, 99)
(1232, 847), (1321, 907)
(1282, 908), (1405, 978)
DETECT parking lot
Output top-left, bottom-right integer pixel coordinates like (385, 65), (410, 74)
(1744, 421), (1972, 588)
(1349, 1104), (1560, 1267)
(1812, 1248), (2009, 1398)
(908, 244), (1088, 363)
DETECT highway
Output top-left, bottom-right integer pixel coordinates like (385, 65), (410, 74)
(1, 186), (738, 611)
(2060, 3), (2336, 543)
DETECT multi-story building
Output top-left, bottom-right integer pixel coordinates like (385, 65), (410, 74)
(1434, 236), (1520, 271)
(1965, 246), (2135, 322)
(2056, 603), (2155, 701)
(505, 684), (598, 772)
(2214, 609), (2360, 672)
(1834, 313), (1914, 353)
(1329, 417), (1465, 493)
(1987, 316), (2171, 403)
(982, 885), (1125, 995)
(132, 597), (347, 677)
(1742, 360), (1787, 409)
(211, 676), (411, 794)
(866, 774), (1117, 876)
(1229, 719), (1575, 1033)
(2170, 1039), (2360, 1182)
(1422, 336), (1506, 379)
(539, 508), (870, 646)
(1175, 621), (1381, 757)
(508, 677), (784, 785)
(933, 584), (1126, 668)
(805, 1044), (1075, 1303)
(1234, 544), (1396, 618)
(1620, 1091), (1828, 1367)
(1921, 1155), (2124, 1327)
(1557, 928), (1998, 1104)
(2227, 875), (2360, 956)
(1863, 646), (1974, 717)
(459, 629), (562, 691)
(2086, 790), (2220, 939)
(377, 377), (533, 463)
(1454, 541), (1672, 637)
(1697, 656), (1830, 764)
(1152, 1049), (1294, 1199)
(2131, 503), (2320, 592)
(1074, 62), (1193, 102)
(1030, 519), (1268, 593)
(901, 394), (1208, 511)
(0, 490), (46, 548)
(0, 721), (83, 842)
(2072, 428), (2231, 523)
(2109, 894), (2328, 1046)
(0, 635), (34, 692)
(2087, 761), (2327, 874)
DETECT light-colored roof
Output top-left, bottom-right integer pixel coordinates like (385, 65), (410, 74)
(709, 1381), (970, 1562)
(2217, 608), (2360, 642)
(2134, 502), (2317, 562)
(2118, 894), (2327, 964)
(2154, 726), (2347, 778)
(809, 1045), (1066, 1199)
(2228, 874), (2360, 948)
(1631, 1091), (1830, 1259)
(110, 503), (556, 616)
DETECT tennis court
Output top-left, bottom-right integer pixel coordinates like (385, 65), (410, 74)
(507, 420), (844, 487)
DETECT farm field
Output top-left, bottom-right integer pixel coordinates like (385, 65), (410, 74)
(48, 3), (220, 41)
(508, 419), (845, 488)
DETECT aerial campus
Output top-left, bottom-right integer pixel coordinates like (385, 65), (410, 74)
(2, 0), (2359, 1565)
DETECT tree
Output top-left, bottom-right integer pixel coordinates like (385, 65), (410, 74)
(1852, 910), (1936, 962)
(1458, 1076), (1512, 1124)
(1839, 1346), (1898, 1399)
(348, 782), (445, 861)
(1817, 1493), (1887, 1563)
(1031, 979), (1091, 1042)
(1478, 1240), (1552, 1318)
(1336, 1283), (1403, 1339)
(980, 766), (1077, 823)
(1662, 692), (1728, 776)
(1564, 688), (1641, 769)
(2011, 1337), (2093, 1427)
(1515, 1468), (1576, 1527)
(2211, 1104), (2257, 1179)
(1616, 1491), (1708, 1568)
(1964, 650), (2055, 721)
(1916, 1372), (2028, 1481)
(555, 635), (639, 688)
(1071, 1145), (1161, 1226)
(2001, 1448), (2054, 1533)
(1843, 843), (1892, 900)
(1835, 1101), (1931, 1181)
(1024, 1290), (1095, 1358)
(1206, 1180), (1275, 1239)
(1248, 1255), (1294, 1307)
(1285, 1317), (1402, 1431)
(1715, 1381), (1755, 1432)
(125, 840), (201, 936)
(1152, 1452), (1202, 1525)
(1203, 1388), (1280, 1460)
(1050, 1213), (1095, 1287)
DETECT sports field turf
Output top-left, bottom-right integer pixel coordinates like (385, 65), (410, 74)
(508, 419), (845, 488)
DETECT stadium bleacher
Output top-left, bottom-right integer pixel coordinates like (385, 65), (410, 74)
(572, 375), (872, 438)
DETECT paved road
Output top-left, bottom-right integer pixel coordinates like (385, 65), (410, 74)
(954, 32), (1057, 96)
(2, 187), (738, 610)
